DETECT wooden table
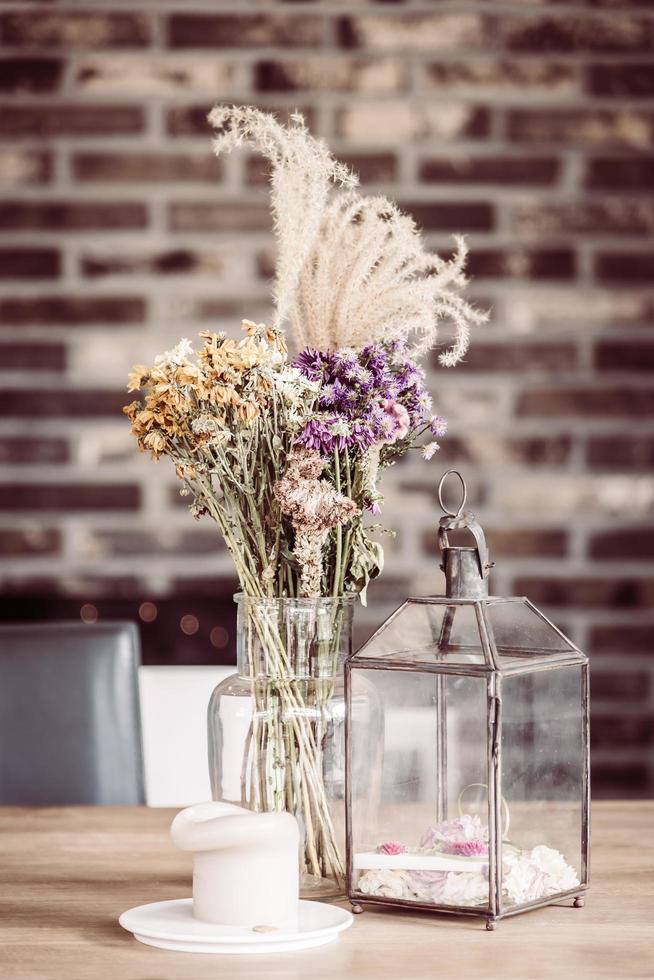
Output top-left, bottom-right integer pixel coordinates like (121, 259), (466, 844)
(1, 803), (652, 980)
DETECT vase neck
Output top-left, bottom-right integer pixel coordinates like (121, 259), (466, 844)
(234, 595), (353, 680)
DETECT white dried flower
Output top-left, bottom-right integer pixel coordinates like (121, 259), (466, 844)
(422, 441), (440, 460)
(155, 337), (194, 366)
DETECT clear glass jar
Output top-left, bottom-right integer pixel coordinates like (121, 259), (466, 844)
(208, 594), (380, 899)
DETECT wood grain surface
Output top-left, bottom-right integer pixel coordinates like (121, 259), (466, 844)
(0, 803), (652, 980)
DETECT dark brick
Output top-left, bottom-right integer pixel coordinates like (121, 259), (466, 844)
(0, 484), (140, 512)
(513, 576), (654, 608)
(595, 340), (654, 372)
(0, 248), (59, 279)
(424, 528), (566, 559)
(0, 57), (63, 93)
(0, 12), (150, 48)
(0, 437), (68, 464)
(512, 200), (654, 236)
(589, 624), (653, 653)
(507, 109), (654, 148)
(502, 14), (652, 53)
(586, 156), (654, 191)
(342, 153), (398, 184)
(0, 104), (143, 139)
(592, 716), (653, 749)
(81, 249), (204, 278)
(589, 528), (654, 561)
(0, 148), (52, 185)
(0, 528), (60, 556)
(587, 62), (654, 97)
(0, 296), (145, 325)
(92, 529), (225, 557)
(591, 764), (648, 797)
(595, 252), (654, 283)
(0, 201), (147, 231)
(168, 14), (322, 48)
(434, 435), (572, 468)
(255, 57), (404, 93)
(518, 386), (654, 417)
(401, 201), (492, 232)
(592, 671), (650, 702)
(420, 156), (559, 185)
(169, 201), (271, 233)
(247, 151), (397, 186)
(167, 102), (314, 138)
(453, 342), (575, 372)
(171, 576), (239, 598)
(0, 343), (65, 371)
(588, 436), (654, 470)
(73, 152), (221, 183)
(467, 248), (575, 280)
(0, 390), (126, 418)
(193, 297), (272, 322)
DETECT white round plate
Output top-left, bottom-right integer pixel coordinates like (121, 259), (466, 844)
(119, 899), (353, 955)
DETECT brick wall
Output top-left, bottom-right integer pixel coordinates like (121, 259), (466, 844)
(0, 1), (653, 797)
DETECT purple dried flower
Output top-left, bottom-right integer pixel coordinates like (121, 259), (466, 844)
(430, 415), (448, 437)
(294, 348), (326, 381)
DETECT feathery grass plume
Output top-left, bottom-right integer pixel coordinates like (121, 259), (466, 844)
(208, 104), (357, 332)
(209, 104), (486, 365)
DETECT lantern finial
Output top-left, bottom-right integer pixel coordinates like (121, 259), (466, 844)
(437, 470), (493, 599)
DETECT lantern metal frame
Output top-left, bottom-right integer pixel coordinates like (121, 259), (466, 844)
(344, 473), (590, 931)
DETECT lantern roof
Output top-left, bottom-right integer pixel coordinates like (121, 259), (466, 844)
(352, 596), (587, 673)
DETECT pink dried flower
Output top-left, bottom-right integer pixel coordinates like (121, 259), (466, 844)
(381, 400), (410, 443)
(444, 840), (489, 857)
(377, 841), (407, 856)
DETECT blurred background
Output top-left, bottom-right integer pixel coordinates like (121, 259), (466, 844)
(0, 0), (652, 797)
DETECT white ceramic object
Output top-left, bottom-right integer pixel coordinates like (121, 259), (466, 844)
(170, 801), (299, 928)
(119, 899), (353, 955)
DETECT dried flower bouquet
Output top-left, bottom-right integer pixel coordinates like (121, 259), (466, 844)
(125, 106), (486, 890)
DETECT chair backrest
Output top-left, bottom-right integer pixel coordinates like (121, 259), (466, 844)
(0, 622), (145, 805)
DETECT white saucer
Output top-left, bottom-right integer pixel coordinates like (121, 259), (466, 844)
(119, 899), (353, 955)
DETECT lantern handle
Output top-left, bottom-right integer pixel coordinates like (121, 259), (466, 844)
(437, 469), (467, 520)
(457, 783), (510, 840)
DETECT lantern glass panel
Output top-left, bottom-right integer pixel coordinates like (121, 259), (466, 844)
(356, 600), (487, 666)
(499, 665), (585, 911)
(349, 666), (492, 912)
(485, 599), (579, 666)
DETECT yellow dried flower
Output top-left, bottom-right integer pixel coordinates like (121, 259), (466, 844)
(127, 366), (150, 392)
(143, 430), (166, 454)
(237, 401), (260, 425)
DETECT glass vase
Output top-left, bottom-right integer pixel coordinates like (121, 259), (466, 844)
(208, 593), (378, 898)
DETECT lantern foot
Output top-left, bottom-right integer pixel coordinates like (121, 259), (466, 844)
(573, 896), (585, 908)
(351, 903), (365, 915)
(485, 918), (497, 931)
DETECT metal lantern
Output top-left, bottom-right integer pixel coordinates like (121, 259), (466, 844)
(345, 470), (590, 930)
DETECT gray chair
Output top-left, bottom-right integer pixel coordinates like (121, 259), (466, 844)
(0, 622), (145, 804)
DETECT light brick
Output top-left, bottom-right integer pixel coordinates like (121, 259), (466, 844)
(508, 109), (654, 149)
(75, 57), (235, 94)
(340, 14), (485, 51)
(512, 200), (654, 236)
(255, 57), (405, 93)
(425, 60), (579, 94)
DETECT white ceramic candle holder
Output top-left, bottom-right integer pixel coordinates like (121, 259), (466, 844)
(171, 801), (299, 928)
(119, 801), (353, 955)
